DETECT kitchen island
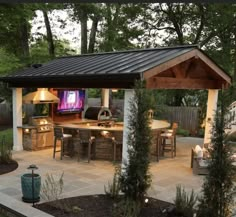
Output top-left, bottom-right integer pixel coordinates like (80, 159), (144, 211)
(54, 119), (170, 161)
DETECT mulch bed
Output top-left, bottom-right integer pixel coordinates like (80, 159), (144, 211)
(35, 194), (177, 217)
(0, 160), (18, 175)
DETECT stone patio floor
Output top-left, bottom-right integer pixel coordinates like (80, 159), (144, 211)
(1, 136), (235, 216)
(0, 137), (204, 204)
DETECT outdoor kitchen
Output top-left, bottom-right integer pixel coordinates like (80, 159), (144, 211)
(18, 87), (170, 161)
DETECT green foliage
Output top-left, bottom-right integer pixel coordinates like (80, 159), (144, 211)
(98, 4), (145, 52)
(30, 38), (76, 63)
(176, 127), (190, 137)
(114, 198), (141, 217)
(0, 129), (13, 144)
(40, 172), (64, 201)
(119, 80), (154, 205)
(104, 166), (121, 199)
(0, 48), (23, 75)
(0, 135), (13, 164)
(197, 91), (235, 217)
(88, 88), (101, 98)
(174, 185), (197, 217)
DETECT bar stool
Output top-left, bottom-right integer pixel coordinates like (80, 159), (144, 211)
(78, 129), (95, 163)
(155, 130), (162, 162)
(160, 122), (178, 158)
(111, 131), (123, 162)
(53, 127), (73, 160)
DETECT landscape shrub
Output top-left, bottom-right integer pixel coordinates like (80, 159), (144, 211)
(119, 80), (154, 216)
(174, 185), (197, 217)
(197, 91), (235, 217)
(104, 166), (121, 199)
(0, 135), (12, 164)
(176, 128), (190, 137)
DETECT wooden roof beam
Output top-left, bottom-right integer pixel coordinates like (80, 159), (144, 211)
(146, 77), (223, 89)
(195, 50), (231, 84)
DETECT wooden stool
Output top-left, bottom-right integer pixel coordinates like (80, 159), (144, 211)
(111, 131), (123, 162)
(53, 127), (72, 160)
(160, 123), (178, 158)
(78, 129), (95, 163)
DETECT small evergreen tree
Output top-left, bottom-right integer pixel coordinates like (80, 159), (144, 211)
(119, 80), (154, 215)
(197, 90), (235, 217)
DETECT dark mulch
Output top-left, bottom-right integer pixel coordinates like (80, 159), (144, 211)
(35, 194), (177, 217)
(0, 160), (18, 175)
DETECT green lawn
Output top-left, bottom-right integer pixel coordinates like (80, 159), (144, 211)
(0, 128), (13, 145)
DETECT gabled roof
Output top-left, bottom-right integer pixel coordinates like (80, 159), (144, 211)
(0, 45), (231, 89)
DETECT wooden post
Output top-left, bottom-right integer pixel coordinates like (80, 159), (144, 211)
(204, 89), (218, 144)
(12, 88), (23, 151)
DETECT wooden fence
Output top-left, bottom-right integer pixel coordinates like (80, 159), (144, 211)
(0, 104), (12, 125)
(157, 106), (199, 135)
(0, 104), (35, 126)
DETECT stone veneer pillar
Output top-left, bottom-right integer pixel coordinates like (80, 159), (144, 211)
(12, 87), (23, 151)
(204, 89), (219, 144)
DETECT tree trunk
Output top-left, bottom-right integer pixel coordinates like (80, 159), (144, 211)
(80, 10), (88, 54)
(234, 31), (236, 82)
(18, 18), (29, 58)
(42, 9), (55, 58)
(88, 16), (99, 53)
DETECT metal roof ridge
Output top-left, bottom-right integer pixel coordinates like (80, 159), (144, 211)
(57, 44), (199, 59)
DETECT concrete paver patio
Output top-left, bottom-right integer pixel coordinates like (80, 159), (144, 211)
(0, 136), (204, 206)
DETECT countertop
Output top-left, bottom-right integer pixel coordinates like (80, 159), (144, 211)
(55, 120), (170, 131)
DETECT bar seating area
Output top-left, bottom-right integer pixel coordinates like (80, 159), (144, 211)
(53, 127), (73, 160)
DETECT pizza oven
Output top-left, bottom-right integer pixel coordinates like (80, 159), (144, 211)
(85, 106), (112, 120)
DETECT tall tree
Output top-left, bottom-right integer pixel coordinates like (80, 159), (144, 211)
(98, 3), (145, 52)
(197, 90), (235, 217)
(42, 9), (55, 58)
(119, 81), (154, 215)
(70, 3), (101, 54)
(0, 4), (34, 60)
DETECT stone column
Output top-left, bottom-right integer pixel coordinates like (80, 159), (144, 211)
(204, 89), (219, 144)
(101, 89), (109, 108)
(122, 89), (134, 165)
(12, 88), (23, 151)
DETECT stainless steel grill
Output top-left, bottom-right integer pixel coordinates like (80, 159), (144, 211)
(23, 116), (54, 150)
(29, 116), (53, 132)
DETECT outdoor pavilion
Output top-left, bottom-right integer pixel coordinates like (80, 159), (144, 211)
(0, 44), (231, 163)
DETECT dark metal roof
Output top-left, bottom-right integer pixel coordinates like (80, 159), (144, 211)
(0, 45), (225, 88)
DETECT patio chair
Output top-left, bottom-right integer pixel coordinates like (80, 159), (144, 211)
(78, 129), (95, 163)
(111, 131), (123, 162)
(53, 127), (73, 160)
(160, 122), (178, 158)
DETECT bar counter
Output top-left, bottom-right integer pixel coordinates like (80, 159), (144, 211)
(54, 119), (170, 161)
(55, 119), (170, 131)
